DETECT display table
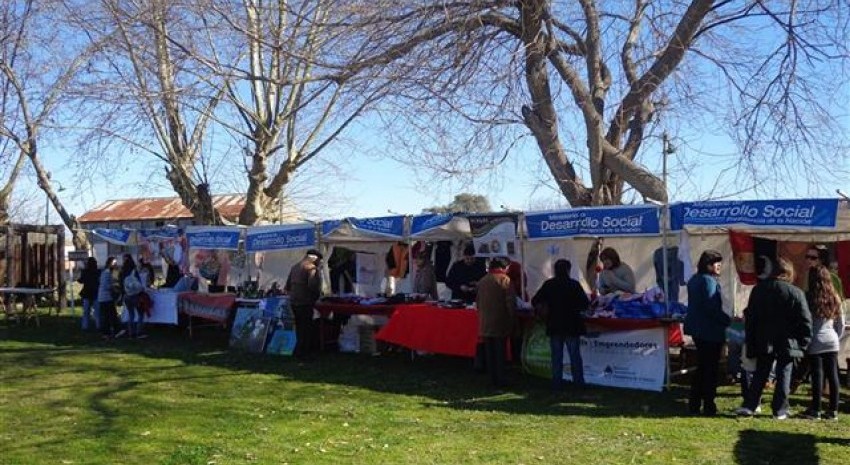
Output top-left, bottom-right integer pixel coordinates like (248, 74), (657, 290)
(0, 287), (54, 326)
(178, 292), (237, 337)
(585, 317), (683, 346)
(121, 289), (180, 325)
(376, 304), (482, 358)
(313, 301), (431, 318)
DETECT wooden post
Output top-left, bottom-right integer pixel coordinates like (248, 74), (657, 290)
(57, 226), (66, 314)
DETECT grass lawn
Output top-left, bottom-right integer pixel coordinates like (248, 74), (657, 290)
(1, 315), (848, 465)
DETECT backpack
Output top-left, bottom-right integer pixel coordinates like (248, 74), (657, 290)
(123, 271), (144, 296)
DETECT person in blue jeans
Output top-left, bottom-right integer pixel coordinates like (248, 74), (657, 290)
(532, 259), (590, 389)
(738, 257), (812, 420)
(77, 257), (100, 331)
(119, 254), (144, 339)
(684, 250), (731, 416)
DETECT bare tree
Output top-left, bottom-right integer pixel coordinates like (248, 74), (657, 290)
(0, 0), (91, 248)
(339, 0), (850, 206)
(66, 1), (391, 224)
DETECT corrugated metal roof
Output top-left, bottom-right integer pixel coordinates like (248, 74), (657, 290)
(78, 194), (246, 223)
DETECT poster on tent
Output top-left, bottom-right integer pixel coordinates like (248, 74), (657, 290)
(578, 327), (667, 392)
(138, 226), (181, 268)
(186, 226), (241, 287)
(468, 214), (518, 258)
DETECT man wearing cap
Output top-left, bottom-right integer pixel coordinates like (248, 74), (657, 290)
(476, 257), (517, 387)
(445, 244), (487, 303)
(286, 249), (324, 360)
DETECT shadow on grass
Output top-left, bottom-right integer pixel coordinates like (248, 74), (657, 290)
(0, 316), (781, 420)
(734, 429), (850, 465)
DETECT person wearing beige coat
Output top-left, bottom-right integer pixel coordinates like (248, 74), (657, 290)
(476, 258), (517, 387)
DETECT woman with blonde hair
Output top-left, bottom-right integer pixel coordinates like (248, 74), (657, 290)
(738, 257), (812, 419)
(799, 265), (845, 420)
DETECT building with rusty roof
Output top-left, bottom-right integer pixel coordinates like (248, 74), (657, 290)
(78, 194), (246, 227)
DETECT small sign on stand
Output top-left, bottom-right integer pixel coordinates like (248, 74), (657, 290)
(67, 250), (89, 262)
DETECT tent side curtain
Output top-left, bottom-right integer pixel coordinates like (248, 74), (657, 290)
(320, 215), (406, 241)
(245, 224), (316, 252)
(185, 226), (242, 250)
(524, 205), (661, 240)
(670, 198), (840, 231)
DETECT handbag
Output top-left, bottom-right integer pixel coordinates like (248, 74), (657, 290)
(137, 292), (153, 316)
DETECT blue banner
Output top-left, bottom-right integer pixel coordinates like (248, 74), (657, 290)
(670, 199), (839, 230)
(410, 213), (454, 236)
(350, 215), (405, 237)
(138, 226), (180, 240)
(321, 219), (342, 236)
(245, 225), (315, 252)
(91, 228), (134, 245)
(185, 226), (241, 250)
(525, 206), (660, 239)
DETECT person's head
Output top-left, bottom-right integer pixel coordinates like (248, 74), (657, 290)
(599, 247), (621, 269)
(553, 259), (572, 279)
(305, 248), (323, 263)
(415, 252), (430, 268)
(807, 265), (842, 319)
(488, 257), (507, 271)
(85, 257), (98, 271)
(696, 250), (723, 276)
(462, 244), (476, 265)
(806, 245), (829, 269)
(775, 256), (795, 283)
(121, 254), (136, 273)
(104, 256), (117, 270)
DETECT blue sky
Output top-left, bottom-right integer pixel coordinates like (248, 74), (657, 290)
(19, 118), (848, 226)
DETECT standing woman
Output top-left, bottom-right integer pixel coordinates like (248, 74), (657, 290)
(800, 265), (845, 420)
(77, 257), (100, 331)
(684, 250), (730, 416)
(119, 254), (143, 338)
(97, 257), (120, 340)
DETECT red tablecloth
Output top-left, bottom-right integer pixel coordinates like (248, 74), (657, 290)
(376, 304), (480, 358)
(178, 292), (237, 324)
(377, 307), (683, 358)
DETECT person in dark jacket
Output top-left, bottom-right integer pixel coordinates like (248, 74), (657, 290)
(445, 244), (486, 303)
(737, 257), (813, 419)
(285, 249), (323, 361)
(683, 250), (731, 416)
(532, 259), (590, 389)
(77, 257), (100, 331)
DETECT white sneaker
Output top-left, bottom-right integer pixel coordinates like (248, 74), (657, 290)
(115, 329), (127, 339)
(735, 407), (754, 416)
(774, 412), (788, 420)
(754, 405), (762, 414)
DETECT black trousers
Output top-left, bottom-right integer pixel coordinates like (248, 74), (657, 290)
(689, 338), (723, 414)
(293, 304), (315, 359)
(99, 301), (119, 337)
(809, 352), (841, 413)
(483, 336), (508, 386)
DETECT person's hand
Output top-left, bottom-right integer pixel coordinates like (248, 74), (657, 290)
(460, 285), (470, 292)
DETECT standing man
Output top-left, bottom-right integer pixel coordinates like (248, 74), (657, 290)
(476, 258), (517, 388)
(286, 249), (323, 361)
(738, 257), (812, 420)
(446, 244), (486, 303)
(532, 259), (590, 389)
